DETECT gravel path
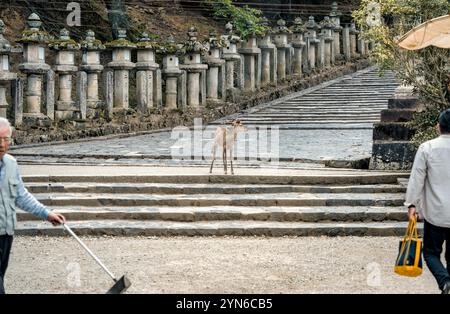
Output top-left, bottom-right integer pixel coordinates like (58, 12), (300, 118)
(4, 236), (439, 294)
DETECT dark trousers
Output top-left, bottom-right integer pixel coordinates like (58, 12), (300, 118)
(0, 235), (13, 294)
(423, 220), (450, 291)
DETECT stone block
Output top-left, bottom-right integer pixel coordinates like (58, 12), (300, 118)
(373, 122), (416, 141)
(370, 140), (416, 170)
(387, 98), (420, 110)
(46, 69), (55, 120)
(380, 109), (415, 122)
(12, 78), (23, 127)
(77, 71), (87, 120)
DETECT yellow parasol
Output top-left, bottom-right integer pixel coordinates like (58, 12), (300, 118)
(397, 14), (450, 50)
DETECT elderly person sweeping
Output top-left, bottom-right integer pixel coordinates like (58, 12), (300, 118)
(0, 118), (66, 294)
(405, 108), (450, 294)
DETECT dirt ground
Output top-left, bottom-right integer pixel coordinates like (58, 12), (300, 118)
(4, 236), (440, 294)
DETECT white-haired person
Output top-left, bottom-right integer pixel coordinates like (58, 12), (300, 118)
(0, 117), (66, 294)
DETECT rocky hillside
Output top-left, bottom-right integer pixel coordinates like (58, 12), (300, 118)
(0, 0), (360, 44)
(0, 0), (224, 43)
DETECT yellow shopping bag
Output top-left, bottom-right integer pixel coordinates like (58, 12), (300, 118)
(394, 217), (423, 277)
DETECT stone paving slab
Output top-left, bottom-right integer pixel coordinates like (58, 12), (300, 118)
(12, 128), (376, 162)
(15, 220), (419, 237)
(9, 67), (399, 164)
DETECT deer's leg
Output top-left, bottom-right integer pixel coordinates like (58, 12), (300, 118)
(230, 147), (234, 175)
(223, 146), (227, 174)
(209, 145), (216, 174)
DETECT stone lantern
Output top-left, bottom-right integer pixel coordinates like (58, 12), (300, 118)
(160, 35), (185, 110)
(330, 1), (343, 59)
(135, 32), (162, 113)
(106, 29), (136, 111)
(0, 19), (17, 119)
(220, 22), (243, 94)
(18, 13), (52, 125)
(349, 22), (359, 58)
(290, 17), (306, 76)
(342, 24), (352, 61)
(238, 21), (261, 91)
(205, 31), (226, 102)
(273, 18), (292, 80)
(320, 16), (335, 67)
(357, 29), (367, 56)
(49, 28), (81, 120)
(180, 26), (208, 108)
(305, 16), (320, 70)
(257, 17), (277, 86)
(80, 30), (105, 118)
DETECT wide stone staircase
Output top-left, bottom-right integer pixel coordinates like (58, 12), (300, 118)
(211, 67), (399, 130)
(16, 171), (413, 236)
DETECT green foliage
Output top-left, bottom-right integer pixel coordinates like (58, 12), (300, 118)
(353, 0), (450, 146)
(205, 0), (269, 39)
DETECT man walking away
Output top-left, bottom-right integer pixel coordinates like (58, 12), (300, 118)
(405, 108), (450, 294)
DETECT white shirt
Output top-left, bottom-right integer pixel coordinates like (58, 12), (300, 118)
(405, 134), (450, 227)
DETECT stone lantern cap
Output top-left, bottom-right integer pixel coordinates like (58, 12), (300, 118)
(274, 18), (292, 35)
(306, 16), (320, 31)
(158, 35), (184, 55)
(0, 19), (12, 54)
(205, 30), (225, 66)
(105, 29), (136, 49)
(291, 17), (307, 34)
(306, 16), (320, 44)
(222, 22), (241, 45)
(18, 13), (50, 44)
(80, 30), (104, 73)
(135, 32), (159, 71)
(320, 16), (335, 42)
(259, 17), (274, 36)
(321, 16), (335, 30)
(136, 32), (160, 50)
(290, 17), (306, 48)
(160, 35), (183, 77)
(183, 26), (208, 55)
(0, 20), (17, 80)
(330, 1), (342, 18)
(107, 29), (135, 70)
(80, 30), (105, 51)
(208, 30), (226, 50)
(49, 28), (81, 51)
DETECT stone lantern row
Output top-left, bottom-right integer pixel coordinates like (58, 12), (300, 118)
(0, 8), (370, 126)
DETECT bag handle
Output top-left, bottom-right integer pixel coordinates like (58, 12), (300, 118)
(397, 217), (418, 266)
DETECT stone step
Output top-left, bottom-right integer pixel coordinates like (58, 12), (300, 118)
(236, 120), (380, 124)
(207, 123), (376, 129)
(14, 220), (419, 237)
(25, 182), (406, 194)
(285, 98), (390, 102)
(17, 205), (408, 222)
(33, 192), (406, 207)
(240, 115), (382, 119)
(262, 107), (386, 111)
(23, 174), (408, 185)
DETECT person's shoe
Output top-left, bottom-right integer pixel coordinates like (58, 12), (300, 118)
(442, 282), (450, 294)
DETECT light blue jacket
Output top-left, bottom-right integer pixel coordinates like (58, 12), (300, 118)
(0, 154), (49, 235)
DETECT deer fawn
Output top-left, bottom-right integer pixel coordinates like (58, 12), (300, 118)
(209, 119), (247, 175)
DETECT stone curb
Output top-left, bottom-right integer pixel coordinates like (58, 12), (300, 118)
(15, 220), (421, 237)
